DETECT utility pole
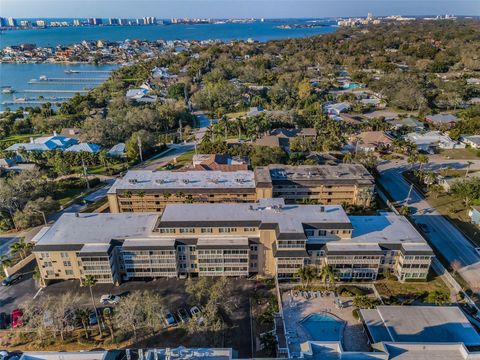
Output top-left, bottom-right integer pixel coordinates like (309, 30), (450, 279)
(81, 158), (90, 190)
(137, 135), (143, 162)
(178, 119), (183, 142)
(194, 142), (197, 155)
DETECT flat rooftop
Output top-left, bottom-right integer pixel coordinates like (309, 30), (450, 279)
(33, 213), (158, 248)
(360, 306), (480, 346)
(107, 170), (256, 193)
(307, 213), (432, 255)
(255, 164), (374, 186)
(158, 198), (351, 235)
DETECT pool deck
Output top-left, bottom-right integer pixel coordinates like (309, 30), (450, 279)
(281, 290), (370, 354)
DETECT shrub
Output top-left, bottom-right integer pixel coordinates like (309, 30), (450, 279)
(337, 285), (366, 297)
(352, 308), (360, 320)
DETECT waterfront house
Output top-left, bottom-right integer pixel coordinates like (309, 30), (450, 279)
(6, 132), (78, 153)
(107, 143), (126, 158)
(64, 143), (101, 154)
(404, 131), (464, 153)
(354, 131), (394, 152)
(425, 113), (458, 127)
(388, 117), (425, 131)
(324, 102), (351, 116)
(461, 135), (480, 149)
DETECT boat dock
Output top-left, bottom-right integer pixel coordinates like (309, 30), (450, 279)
(65, 70), (112, 74)
(37, 77), (108, 82)
(22, 89), (90, 93)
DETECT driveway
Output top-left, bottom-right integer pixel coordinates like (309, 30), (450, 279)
(377, 159), (480, 290)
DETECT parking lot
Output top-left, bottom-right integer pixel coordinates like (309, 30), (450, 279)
(0, 260), (39, 315)
(32, 277), (255, 357)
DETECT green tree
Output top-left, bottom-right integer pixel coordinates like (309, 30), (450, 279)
(83, 275), (103, 337)
(295, 266), (316, 289)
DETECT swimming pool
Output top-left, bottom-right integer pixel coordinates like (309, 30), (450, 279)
(342, 82), (362, 90)
(300, 313), (344, 341)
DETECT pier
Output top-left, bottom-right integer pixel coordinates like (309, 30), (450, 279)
(65, 70), (112, 74)
(37, 77), (108, 82)
(22, 89), (90, 93)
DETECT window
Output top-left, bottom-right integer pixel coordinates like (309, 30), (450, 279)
(40, 252), (50, 258)
(305, 230), (314, 237)
(180, 228), (195, 234)
(65, 270), (74, 275)
(46, 270), (54, 276)
(201, 227), (213, 233)
(60, 252), (69, 258)
(219, 227), (237, 233)
(177, 246), (185, 252)
(63, 261), (72, 267)
(244, 227), (256, 232)
(250, 245), (258, 251)
(160, 228), (175, 234)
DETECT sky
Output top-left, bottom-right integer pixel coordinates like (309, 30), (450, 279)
(1, 0), (479, 18)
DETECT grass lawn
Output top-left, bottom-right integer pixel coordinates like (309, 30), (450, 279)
(439, 148), (480, 160)
(0, 134), (42, 144)
(375, 272), (449, 299)
(225, 111), (247, 119)
(157, 149), (195, 170)
(426, 192), (480, 246)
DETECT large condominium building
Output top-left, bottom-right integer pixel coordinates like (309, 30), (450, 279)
(107, 164), (374, 213)
(33, 199), (433, 284)
(255, 164), (375, 206)
(107, 170), (263, 213)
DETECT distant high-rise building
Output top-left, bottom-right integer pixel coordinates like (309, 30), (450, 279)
(367, 12), (374, 20)
(118, 18), (126, 25)
(19, 20), (30, 27)
(93, 18), (103, 25)
(87, 18), (95, 25)
(73, 19), (81, 26)
(7, 17), (17, 27)
(108, 18), (119, 25)
(135, 18), (142, 25)
(35, 19), (46, 27)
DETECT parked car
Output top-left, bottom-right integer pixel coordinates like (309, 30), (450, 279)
(2, 273), (23, 286)
(163, 310), (177, 327)
(11, 309), (23, 328)
(189, 306), (204, 325)
(0, 312), (7, 329)
(100, 294), (120, 305)
(177, 308), (190, 323)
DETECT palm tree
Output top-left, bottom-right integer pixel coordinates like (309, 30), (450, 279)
(343, 152), (353, 164)
(0, 254), (12, 272)
(75, 308), (90, 339)
(83, 275), (103, 337)
(295, 266), (316, 289)
(10, 238), (29, 260)
(319, 263), (336, 289)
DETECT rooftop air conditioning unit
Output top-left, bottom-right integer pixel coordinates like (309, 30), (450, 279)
(320, 206), (325, 212)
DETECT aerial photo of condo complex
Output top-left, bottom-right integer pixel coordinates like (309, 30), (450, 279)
(1, 0), (480, 359)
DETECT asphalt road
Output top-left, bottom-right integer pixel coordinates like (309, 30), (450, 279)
(0, 259), (38, 315)
(377, 159), (480, 290)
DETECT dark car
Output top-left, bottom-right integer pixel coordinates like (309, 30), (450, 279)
(2, 273), (23, 286)
(177, 308), (190, 323)
(0, 312), (7, 329)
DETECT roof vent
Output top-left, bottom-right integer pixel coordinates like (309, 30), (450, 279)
(75, 213), (79, 217)
(128, 178), (137, 184)
(182, 179), (190, 184)
(320, 206), (325, 212)
(155, 179), (164, 184)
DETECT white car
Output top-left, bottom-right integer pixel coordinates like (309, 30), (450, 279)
(190, 306), (204, 325)
(100, 294), (120, 305)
